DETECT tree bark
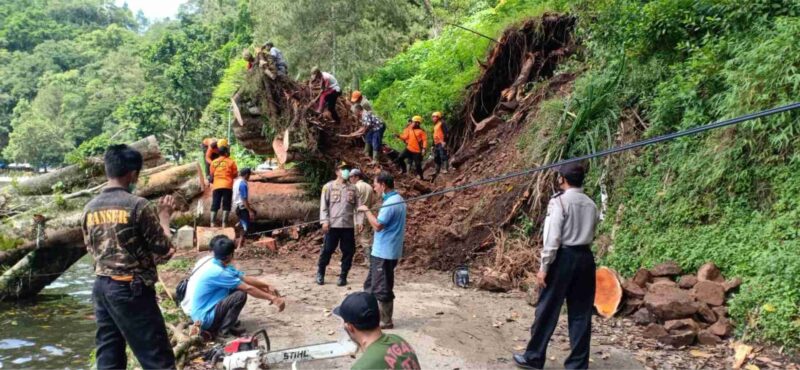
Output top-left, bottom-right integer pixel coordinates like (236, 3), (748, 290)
(15, 136), (163, 195)
(135, 162), (203, 198)
(180, 182), (317, 225)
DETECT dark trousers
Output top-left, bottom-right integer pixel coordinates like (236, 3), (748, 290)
(317, 228), (355, 278)
(523, 246), (596, 369)
(211, 188), (233, 212)
(93, 277), (176, 370)
(207, 290), (248, 335)
(363, 256), (398, 302)
(395, 149), (424, 179)
(434, 143), (449, 173)
(324, 90), (341, 124)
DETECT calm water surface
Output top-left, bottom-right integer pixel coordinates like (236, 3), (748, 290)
(0, 256), (95, 369)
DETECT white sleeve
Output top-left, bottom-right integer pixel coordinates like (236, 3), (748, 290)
(540, 198), (564, 273)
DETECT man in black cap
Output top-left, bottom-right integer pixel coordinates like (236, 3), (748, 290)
(513, 162), (599, 370)
(334, 292), (420, 370)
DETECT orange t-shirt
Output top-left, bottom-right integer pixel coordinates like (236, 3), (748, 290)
(205, 146), (220, 165)
(399, 126), (428, 153)
(210, 156), (238, 189)
(433, 122), (446, 145)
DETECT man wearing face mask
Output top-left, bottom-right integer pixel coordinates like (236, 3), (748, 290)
(317, 162), (363, 286)
(82, 144), (177, 370)
(513, 162), (599, 370)
(334, 292), (420, 370)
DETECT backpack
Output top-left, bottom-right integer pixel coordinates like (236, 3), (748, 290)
(174, 257), (212, 305)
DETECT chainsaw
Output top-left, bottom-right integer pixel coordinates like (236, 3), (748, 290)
(209, 328), (358, 370)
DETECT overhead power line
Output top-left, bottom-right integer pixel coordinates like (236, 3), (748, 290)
(249, 102), (800, 237)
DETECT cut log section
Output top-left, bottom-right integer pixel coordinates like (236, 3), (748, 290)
(196, 227), (236, 251)
(185, 182), (317, 225)
(594, 267), (623, 318)
(251, 169), (305, 183)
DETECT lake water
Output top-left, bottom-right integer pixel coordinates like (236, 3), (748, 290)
(0, 256), (96, 369)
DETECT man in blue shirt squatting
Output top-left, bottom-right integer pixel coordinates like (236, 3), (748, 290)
(357, 171), (407, 329)
(190, 235), (286, 338)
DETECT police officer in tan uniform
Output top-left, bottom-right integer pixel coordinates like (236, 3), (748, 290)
(82, 144), (177, 370)
(317, 162), (363, 286)
(514, 162), (599, 370)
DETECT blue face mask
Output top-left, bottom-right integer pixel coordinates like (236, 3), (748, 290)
(341, 169), (350, 180)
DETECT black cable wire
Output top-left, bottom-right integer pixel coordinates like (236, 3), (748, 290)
(249, 102), (800, 237)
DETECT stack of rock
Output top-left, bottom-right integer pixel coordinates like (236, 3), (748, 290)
(619, 261), (742, 347)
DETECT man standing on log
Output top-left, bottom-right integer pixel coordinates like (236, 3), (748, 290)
(210, 145), (238, 228)
(349, 168), (375, 264)
(82, 144), (177, 370)
(204, 139), (220, 176)
(353, 104), (386, 164)
(358, 172), (407, 329)
(233, 168), (255, 249)
(263, 41), (288, 75)
(317, 162), (363, 286)
(395, 116), (427, 180)
(513, 162), (599, 370)
(311, 67), (342, 124)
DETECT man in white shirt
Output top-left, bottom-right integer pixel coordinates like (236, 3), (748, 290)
(263, 42), (287, 75)
(311, 66), (342, 124)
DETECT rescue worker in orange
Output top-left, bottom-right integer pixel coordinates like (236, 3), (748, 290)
(204, 139), (221, 178)
(210, 143), (238, 227)
(394, 116), (427, 180)
(432, 112), (450, 175)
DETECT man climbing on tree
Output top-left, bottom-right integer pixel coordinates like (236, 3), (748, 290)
(210, 145), (238, 228)
(263, 41), (288, 75)
(83, 144), (176, 370)
(204, 138), (219, 177)
(513, 162), (599, 370)
(311, 67), (342, 124)
(432, 111), (450, 175)
(317, 162), (363, 286)
(350, 90), (372, 114)
(351, 104), (385, 164)
(395, 116), (428, 180)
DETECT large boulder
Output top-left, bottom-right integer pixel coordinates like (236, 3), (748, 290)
(695, 303), (718, 324)
(723, 277), (742, 292)
(697, 330), (722, 345)
(632, 268), (653, 287)
(622, 280), (646, 299)
(678, 275), (698, 289)
(664, 318), (700, 333)
(708, 317), (734, 337)
(643, 323), (668, 339)
(658, 330), (696, 347)
(692, 281), (726, 306)
(650, 260), (682, 277)
(644, 285), (698, 320)
(632, 307), (654, 325)
(697, 262), (724, 282)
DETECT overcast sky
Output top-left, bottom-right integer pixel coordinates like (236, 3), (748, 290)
(117, 0), (186, 21)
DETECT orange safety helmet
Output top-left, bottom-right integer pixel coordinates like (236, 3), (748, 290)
(217, 138), (229, 148)
(202, 138), (213, 146)
(350, 90), (362, 103)
(432, 111), (443, 119)
(412, 115), (423, 123)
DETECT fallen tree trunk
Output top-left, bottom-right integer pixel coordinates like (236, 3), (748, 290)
(251, 169), (305, 183)
(0, 228), (84, 268)
(15, 136), (163, 195)
(0, 227), (86, 300)
(136, 162), (203, 198)
(182, 182), (317, 225)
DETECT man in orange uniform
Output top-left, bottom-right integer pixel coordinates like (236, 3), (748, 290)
(394, 116), (427, 180)
(210, 145), (238, 227)
(431, 112), (450, 175)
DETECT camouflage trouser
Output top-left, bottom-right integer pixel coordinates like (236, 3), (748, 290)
(356, 226), (373, 261)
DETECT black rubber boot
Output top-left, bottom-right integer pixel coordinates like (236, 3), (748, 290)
(316, 272), (324, 285)
(337, 275), (347, 287)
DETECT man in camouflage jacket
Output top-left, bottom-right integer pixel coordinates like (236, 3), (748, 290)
(82, 144), (177, 370)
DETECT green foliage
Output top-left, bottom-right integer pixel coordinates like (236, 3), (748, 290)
(64, 133), (113, 165)
(161, 258), (192, 273)
(0, 235), (23, 252)
(363, 0), (568, 149)
(230, 143), (263, 170)
(547, 1), (800, 347)
(295, 157), (334, 196)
